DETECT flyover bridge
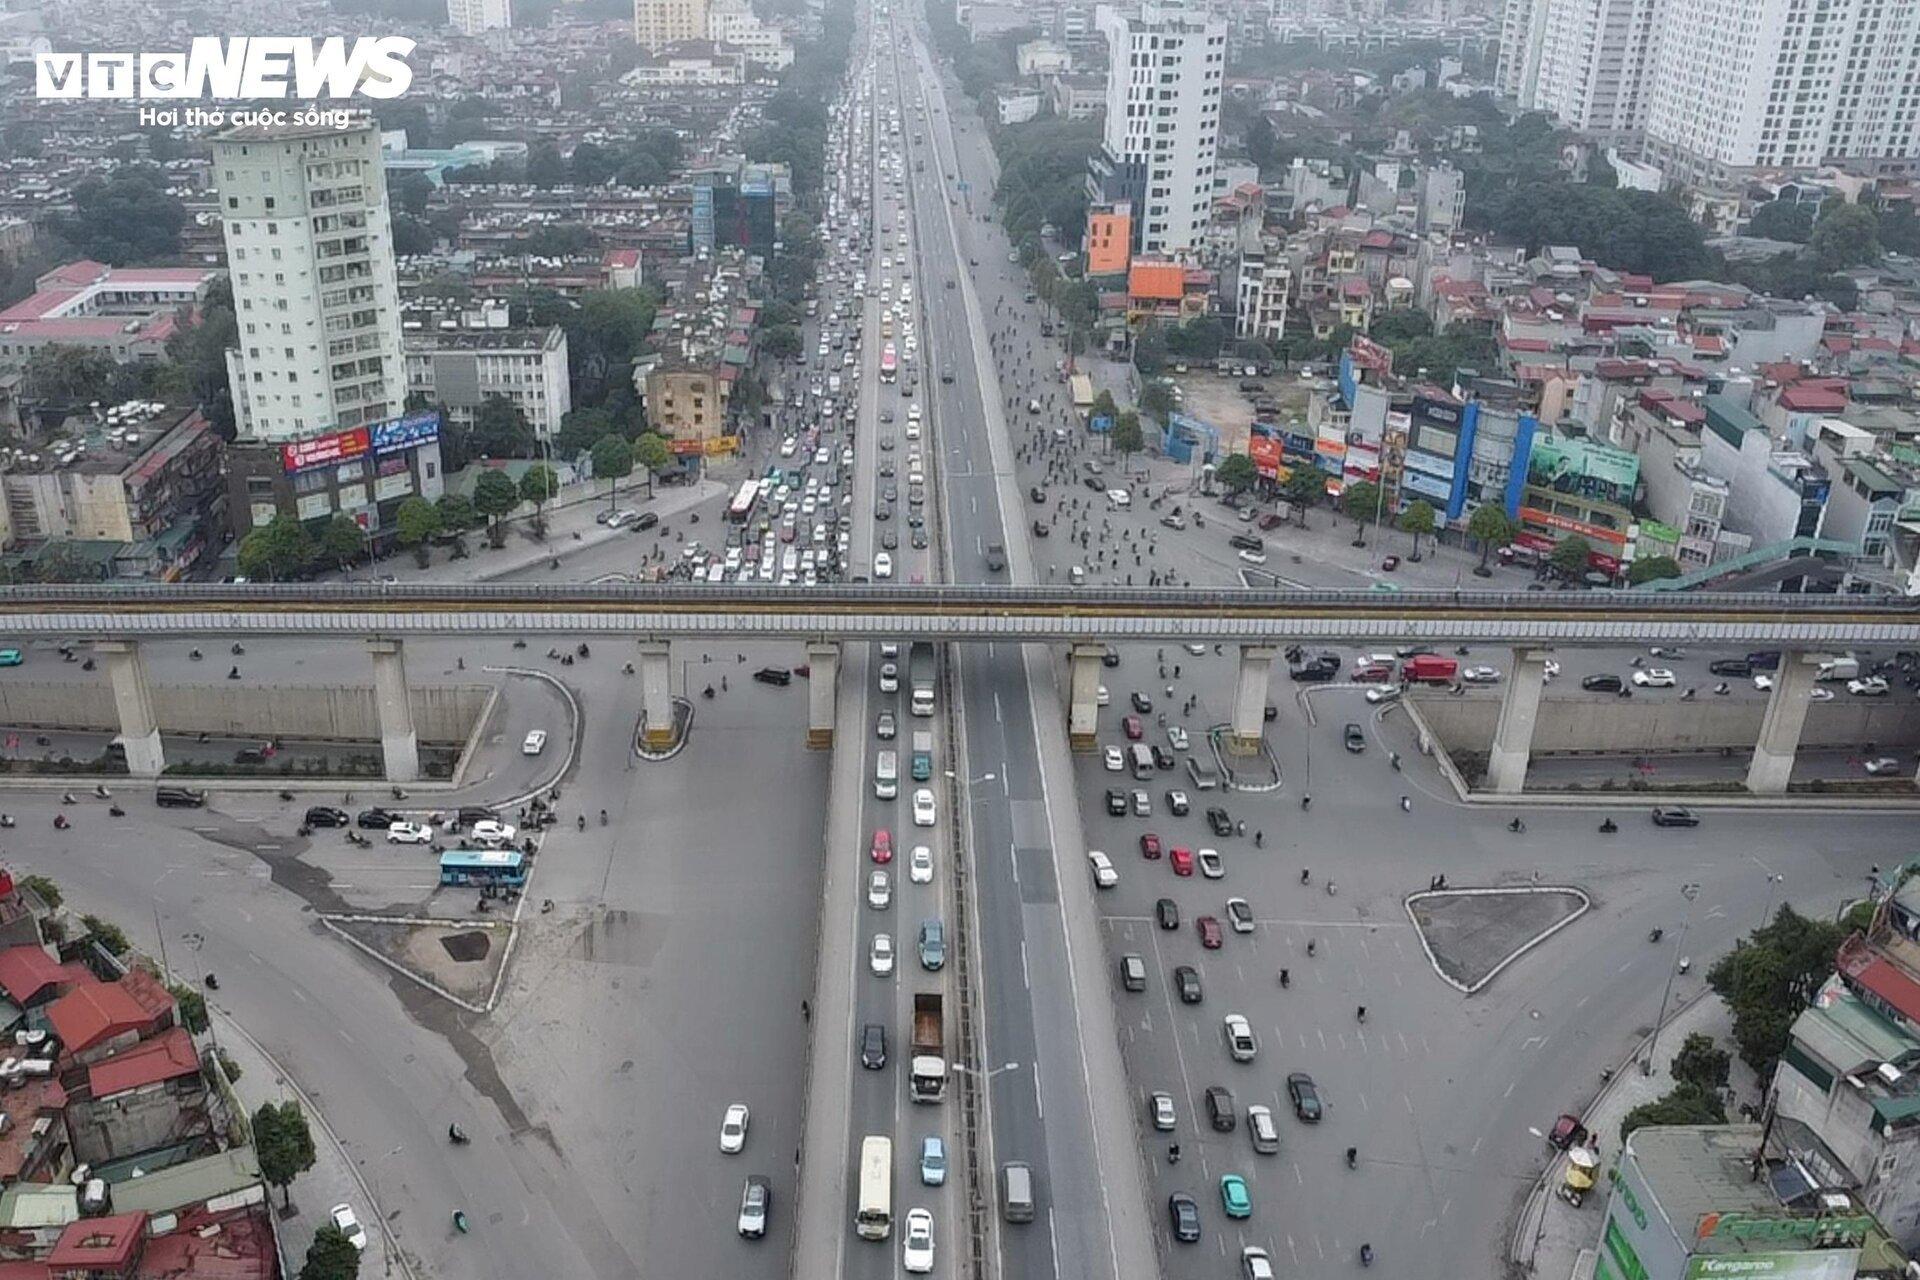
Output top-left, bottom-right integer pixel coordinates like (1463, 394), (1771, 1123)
(5, 585), (1912, 794)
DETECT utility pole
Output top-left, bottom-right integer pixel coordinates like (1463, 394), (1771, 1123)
(1643, 882), (1700, 1075)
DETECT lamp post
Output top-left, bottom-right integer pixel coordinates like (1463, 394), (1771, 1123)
(1759, 872), (1784, 930)
(1643, 882), (1700, 1076)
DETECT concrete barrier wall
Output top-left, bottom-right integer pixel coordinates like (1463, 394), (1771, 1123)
(0, 683), (490, 744)
(1410, 693), (1920, 756)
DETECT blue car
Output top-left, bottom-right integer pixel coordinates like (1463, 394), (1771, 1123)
(919, 1135), (947, 1186)
(0, 649), (21, 667)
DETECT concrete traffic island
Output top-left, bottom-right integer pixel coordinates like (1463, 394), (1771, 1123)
(631, 697), (693, 761)
(1407, 886), (1591, 994)
(332, 915), (510, 1007)
(1205, 723), (1281, 790)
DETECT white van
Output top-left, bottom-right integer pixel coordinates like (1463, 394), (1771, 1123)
(875, 750), (899, 799)
(1129, 744), (1155, 779)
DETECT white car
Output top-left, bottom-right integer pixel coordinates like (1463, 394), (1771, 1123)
(386, 821), (433, 845)
(873, 552), (894, 579)
(912, 788), (937, 827)
(1753, 673), (1775, 691)
(1150, 1091), (1177, 1131)
(1848, 676), (1890, 697)
(1103, 745), (1125, 772)
(1184, 643), (1208, 656)
(868, 868), (891, 909)
(719, 1102), (750, 1153)
(1811, 687), (1835, 701)
(329, 1204), (368, 1252)
(469, 820), (517, 847)
(1237, 548), (1268, 565)
(1364, 686), (1401, 705)
(1167, 726), (1189, 751)
(902, 1206), (935, 1273)
(909, 845), (934, 884)
(1223, 1013), (1259, 1061)
(521, 729), (548, 756)
(1541, 659), (1562, 680)
(870, 932), (895, 976)
(1242, 1246), (1276, 1280)
(880, 663), (900, 693)
(1096, 684), (1110, 706)
(1632, 668), (1676, 688)
(1106, 488), (1132, 509)
(1462, 666), (1503, 684)
(1088, 850), (1118, 889)
(1864, 756), (1904, 775)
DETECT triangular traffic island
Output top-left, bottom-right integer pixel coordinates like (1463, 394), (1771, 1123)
(327, 915), (510, 1010)
(1406, 886), (1590, 995)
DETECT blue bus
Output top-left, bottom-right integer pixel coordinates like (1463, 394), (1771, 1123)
(439, 849), (527, 888)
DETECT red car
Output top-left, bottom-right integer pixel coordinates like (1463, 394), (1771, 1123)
(1380, 555), (1400, 572)
(870, 828), (893, 863)
(1354, 664), (1393, 684)
(1139, 832), (1163, 859)
(1123, 715), (1144, 741)
(1196, 916), (1223, 949)
(1170, 847), (1194, 877)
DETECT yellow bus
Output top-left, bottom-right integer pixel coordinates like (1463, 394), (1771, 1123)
(856, 1135), (893, 1240)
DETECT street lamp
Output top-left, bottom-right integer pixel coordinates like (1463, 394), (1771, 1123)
(944, 769), (996, 785)
(1759, 873), (1785, 930)
(952, 1060), (1021, 1081)
(1642, 882), (1701, 1076)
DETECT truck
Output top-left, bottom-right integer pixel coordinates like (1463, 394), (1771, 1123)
(910, 731), (934, 781)
(1403, 655), (1459, 685)
(909, 641), (936, 717)
(910, 993), (946, 1102)
(1816, 655), (1860, 682)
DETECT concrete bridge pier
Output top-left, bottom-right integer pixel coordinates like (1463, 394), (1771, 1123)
(1067, 643), (1104, 751)
(639, 641), (675, 750)
(807, 642), (840, 748)
(1486, 648), (1552, 795)
(1747, 651), (1821, 794)
(1226, 645), (1277, 756)
(97, 640), (164, 778)
(367, 639), (420, 783)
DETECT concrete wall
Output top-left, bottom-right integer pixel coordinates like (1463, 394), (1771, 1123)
(0, 683), (490, 745)
(1411, 693), (1920, 757)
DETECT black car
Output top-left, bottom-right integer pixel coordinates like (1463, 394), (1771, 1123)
(304, 806), (350, 829)
(1287, 1072), (1323, 1122)
(753, 667), (794, 687)
(1032, 520), (1051, 537)
(1708, 659), (1752, 677)
(1289, 659), (1339, 683)
(1205, 1084), (1236, 1131)
(1131, 691), (1153, 713)
(1106, 789), (1128, 816)
(1228, 533), (1264, 553)
(1652, 806), (1700, 828)
(1169, 1193), (1201, 1243)
(154, 786), (208, 809)
(1156, 897), (1180, 930)
(1030, 485), (1047, 503)
(1084, 476), (1104, 492)
(1174, 964), (1202, 1003)
(1206, 807), (1233, 837)
(880, 529), (899, 550)
(1343, 723), (1366, 753)
(1101, 648), (1121, 669)
(1581, 674), (1624, 693)
(1263, 704), (1279, 721)
(859, 1022), (887, 1069)
(630, 511), (660, 532)
(1151, 745), (1175, 770)
(356, 807), (399, 830)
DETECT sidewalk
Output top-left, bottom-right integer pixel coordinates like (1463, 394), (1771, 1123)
(210, 1009), (409, 1279)
(1517, 991), (1760, 1279)
(330, 476), (727, 586)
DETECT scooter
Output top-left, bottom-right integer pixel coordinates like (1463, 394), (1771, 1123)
(449, 1124), (470, 1145)
(453, 1211), (470, 1234)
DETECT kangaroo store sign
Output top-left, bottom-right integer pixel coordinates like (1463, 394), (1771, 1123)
(1697, 1212), (1873, 1247)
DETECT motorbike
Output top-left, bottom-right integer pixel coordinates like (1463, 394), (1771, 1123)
(52, 814), (69, 830)
(107, 805), (124, 817)
(453, 1211), (470, 1235)
(1599, 818), (1618, 833)
(205, 973), (219, 990)
(449, 1124), (470, 1145)
(346, 831), (370, 847)
(1649, 927), (1664, 943)
(577, 643), (590, 659)
(703, 685), (716, 699)
(93, 784), (111, 799)
(0, 814), (14, 828)
(278, 789), (296, 802)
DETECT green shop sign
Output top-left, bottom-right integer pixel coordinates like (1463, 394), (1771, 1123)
(1698, 1213), (1873, 1247)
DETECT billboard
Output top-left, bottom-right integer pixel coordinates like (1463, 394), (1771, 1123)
(372, 409), (441, 455)
(1248, 433), (1282, 480)
(1683, 1252), (1860, 1280)
(1528, 436), (1639, 507)
(282, 426), (369, 474)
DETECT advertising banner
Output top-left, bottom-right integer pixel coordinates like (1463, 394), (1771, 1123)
(1528, 436), (1640, 506)
(1519, 505), (1629, 546)
(1248, 434), (1282, 480)
(1683, 1251), (1860, 1280)
(1089, 414), (1113, 434)
(371, 409), (441, 455)
(1403, 471), (1452, 501)
(282, 426), (369, 474)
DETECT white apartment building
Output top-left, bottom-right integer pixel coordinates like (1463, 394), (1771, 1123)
(707, 0), (795, 68)
(634, 0), (709, 53)
(212, 116), (407, 443)
(404, 326), (572, 441)
(1530, 0), (1659, 141)
(1086, 2), (1225, 258)
(1234, 249), (1290, 344)
(447, 0), (512, 34)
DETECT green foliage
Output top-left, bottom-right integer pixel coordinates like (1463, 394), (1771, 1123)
(1111, 411), (1144, 460)
(635, 433), (674, 476)
(253, 1101), (318, 1207)
(80, 914), (130, 956)
(170, 983), (209, 1035)
(521, 223), (596, 258)
(1399, 499), (1436, 555)
(1669, 1032), (1731, 1094)
(519, 465), (560, 507)
(1342, 480), (1382, 532)
(299, 1225), (363, 1280)
(1619, 1082), (1727, 1145)
(1283, 467), (1324, 525)
(237, 516), (316, 582)
(470, 396), (534, 460)
(472, 471), (521, 547)
(1216, 454), (1257, 494)
(1091, 389), (1119, 423)
(23, 345), (117, 405)
(393, 497), (441, 548)
(590, 434), (635, 494)
(1133, 325), (1169, 378)
(18, 874), (60, 909)
(1139, 379), (1176, 423)
(1627, 555), (1682, 585)
(1809, 200), (1882, 272)
(435, 493), (476, 532)
(526, 141), (566, 188)
(569, 131), (684, 187)
(1745, 201), (1815, 243)
(1366, 310), (1498, 385)
(389, 170), (433, 218)
(1707, 905), (1849, 1074)
(761, 325), (803, 360)
(993, 117), (1102, 260)
(1479, 183), (1716, 281)
(1468, 504), (1515, 571)
(1166, 318), (1227, 362)
(315, 516), (365, 571)
(1549, 534), (1594, 578)
(51, 168), (186, 264)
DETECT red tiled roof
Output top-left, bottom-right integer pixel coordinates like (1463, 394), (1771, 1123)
(1757, 360), (1805, 385)
(1839, 933), (1920, 1023)
(120, 967), (175, 1024)
(1691, 334), (1727, 355)
(1503, 336), (1552, 353)
(136, 1208), (276, 1280)
(1358, 229), (1396, 250)
(602, 248), (641, 268)
(0, 1263), (50, 1279)
(1777, 385), (1847, 413)
(0, 945), (83, 1006)
(88, 1026), (199, 1099)
(47, 1212), (145, 1270)
(46, 979), (157, 1054)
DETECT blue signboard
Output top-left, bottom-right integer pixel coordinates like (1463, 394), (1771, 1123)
(1089, 414), (1113, 434)
(372, 409), (442, 456)
(1337, 351), (1358, 408)
(1402, 470), (1453, 502)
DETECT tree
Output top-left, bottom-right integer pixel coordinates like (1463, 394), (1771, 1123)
(1627, 555), (1683, 586)
(169, 983), (209, 1035)
(1399, 500), (1436, 560)
(315, 515), (365, 573)
(1549, 534), (1594, 580)
(554, 406), (619, 457)
(1132, 324), (1168, 377)
(1468, 504), (1514, 576)
(1477, 183), (1715, 282)
(761, 325), (803, 360)
(80, 915), (130, 955)
(525, 141), (567, 188)
(436, 493), (476, 533)
(1216, 453), (1257, 494)
(51, 168), (186, 264)
(473, 470), (521, 547)
(299, 1225), (362, 1280)
(1139, 380), (1176, 423)
(520, 465), (560, 537)
(1090, 389), (1119, 424)
(1809, 200), (1882, 272)
(1110, 410), (1144, 463)
(1708, 905), (1849, 1074)
(1745, 200), (1815, 243)
(23, 344), (118, 405)
(237, 515), (315, 582)
(393, 496), (442, 568)
(1342, 480), (1382, 546)
(1669, 1032), (1731, 1095)
(634, 432), (674, 481)
(253, 1101), (317, 1208)
(590, 434), (635, 514)
(1283, 467), (1324, 527)
(470, 396), (534, 459)
(1619, 1082), (1727, 1145)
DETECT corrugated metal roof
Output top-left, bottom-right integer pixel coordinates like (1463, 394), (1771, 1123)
(108, 1147), (262, 1216)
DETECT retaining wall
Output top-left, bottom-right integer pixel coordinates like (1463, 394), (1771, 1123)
(0, 683), (490, 744)
(1411, 693), (1920, 757)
